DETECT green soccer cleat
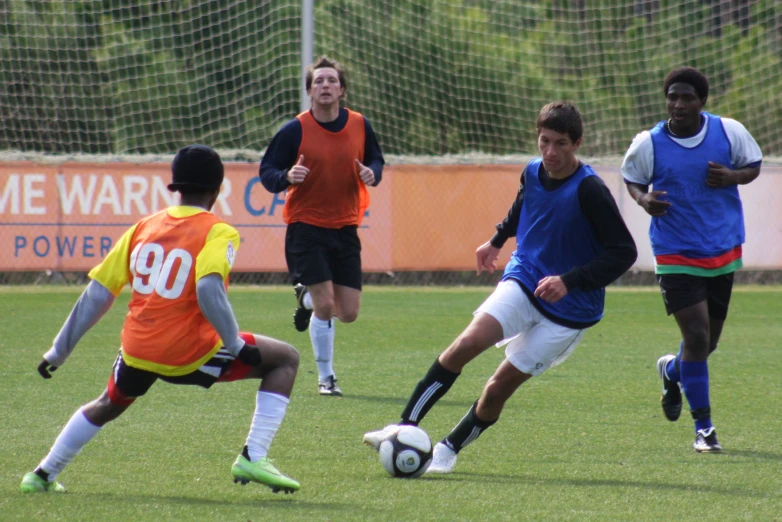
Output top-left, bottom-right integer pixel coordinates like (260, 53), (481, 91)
(20, 472), (66, 493)
(231, 455), (300, 494)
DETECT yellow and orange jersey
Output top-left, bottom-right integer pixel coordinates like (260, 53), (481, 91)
(283, 108), (369, 228)
(88, 206), (240, 376)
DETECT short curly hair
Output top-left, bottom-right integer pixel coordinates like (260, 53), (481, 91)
(663, 66), (709, 102)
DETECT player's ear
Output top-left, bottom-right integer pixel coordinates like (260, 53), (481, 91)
(208, 188), (220, 210)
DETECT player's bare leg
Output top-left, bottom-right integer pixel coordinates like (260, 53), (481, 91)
(366, 313), (504, 450)
(429, 360), (530, 474)
(21, 389), (130, 493)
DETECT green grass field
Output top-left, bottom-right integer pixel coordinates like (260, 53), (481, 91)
(1, 286), (781, 521)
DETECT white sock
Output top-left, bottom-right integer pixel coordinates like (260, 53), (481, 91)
(39, 408), (102, 480)
(302, 292), (313, 310)
(245, 392), (290, 461)
(310, 315), (335, 381)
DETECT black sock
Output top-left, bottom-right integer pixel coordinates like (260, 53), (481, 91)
(34, 467), (50, 482)
(241, 445), (251, 460)
(400, 358), (460, 425)
(443, 402), (497, 454)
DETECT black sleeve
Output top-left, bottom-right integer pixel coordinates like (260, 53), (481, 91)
(560, 176), (638, 292)
(489, 166), (526, 248)
(259, 119), (302, 193)
(363, 117), (385, 186)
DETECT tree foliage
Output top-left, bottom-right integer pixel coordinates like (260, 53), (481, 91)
(1, 0), (780, 155)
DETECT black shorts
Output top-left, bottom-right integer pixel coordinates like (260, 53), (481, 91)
(108, 346), (251, 403)
(285, 222), (362, 290)
(657, 272), (734, 320)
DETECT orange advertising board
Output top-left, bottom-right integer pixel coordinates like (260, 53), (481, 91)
(0, 161), (391, 272)
(1, 161), (781, 272)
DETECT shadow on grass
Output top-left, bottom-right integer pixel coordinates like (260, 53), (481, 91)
(725, 449), (782, 461)
(343, 395), (474, 408)
(425, 471), (770, 498)
(74, 491), (358, 511)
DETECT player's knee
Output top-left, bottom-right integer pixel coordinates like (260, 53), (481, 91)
(454, 330), (489, 353)
(84, 393), (129, 426)
(312, 292), (336, 314)
(337, 309), (359, 323)
(440, 336), (484, 370)
(272, 342), (300, 374)
(681, 326), (709, 352)
(285, 343), (300, 370)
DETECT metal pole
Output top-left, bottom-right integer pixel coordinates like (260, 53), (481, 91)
(300, 0), (314, 113)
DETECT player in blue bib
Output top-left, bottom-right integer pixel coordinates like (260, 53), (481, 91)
(621, 66), (762, 452)
(364, 102), (637, 473)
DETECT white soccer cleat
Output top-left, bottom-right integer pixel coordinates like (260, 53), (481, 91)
(362, 425), (401, 451)
(425, 442), (458, 474)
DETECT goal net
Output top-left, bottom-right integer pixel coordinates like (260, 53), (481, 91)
(1, 0), (781, 160)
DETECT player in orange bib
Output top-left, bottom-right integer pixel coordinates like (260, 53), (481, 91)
(21, 145), (301, 495)
(260, 56), (385, 397)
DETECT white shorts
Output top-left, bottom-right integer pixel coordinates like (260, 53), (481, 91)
(474, 280), (585, 376)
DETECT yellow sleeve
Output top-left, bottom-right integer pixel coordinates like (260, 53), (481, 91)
(195, 222), (241, 281)
(87, 224), (139, 296)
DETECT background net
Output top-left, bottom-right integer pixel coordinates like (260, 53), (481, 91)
(1, 1), (781, 285)
(2, 0), (781, 158)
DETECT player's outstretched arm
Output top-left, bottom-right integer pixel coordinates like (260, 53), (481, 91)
(39, 280), (116, 378)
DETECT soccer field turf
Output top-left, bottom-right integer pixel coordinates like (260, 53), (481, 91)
(1, 286), (780, 521)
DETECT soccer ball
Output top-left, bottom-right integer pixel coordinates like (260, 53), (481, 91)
(378, 425), (433, 478)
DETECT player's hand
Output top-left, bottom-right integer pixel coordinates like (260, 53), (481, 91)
(286, 155), (309, 185)
(706, 162), (736, 188)
(37, 358), (58, 379)
(637, 190), (672, 217)
(534, 276), (568, 304)
(237, 343), (263, 367)
(476, 241), (500, 275)
(356, 159), (375, 185)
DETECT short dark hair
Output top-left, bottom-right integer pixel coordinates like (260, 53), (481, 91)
(536, 102), (583, 143)
(305, 56), (347, 92)
(663, 66), (709, 102)
(168, 144), (224, 193)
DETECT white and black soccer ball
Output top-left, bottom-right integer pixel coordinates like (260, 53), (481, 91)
(378, 425), (433, 478)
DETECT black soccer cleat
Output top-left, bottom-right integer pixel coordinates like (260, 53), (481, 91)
(657, 354), (682, 421)
(693, 427), (722, 453)
(293, 284), (313, 332)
